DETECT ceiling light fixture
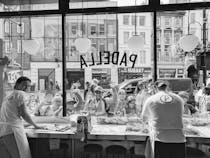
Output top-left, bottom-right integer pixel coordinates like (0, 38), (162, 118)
(127, 0), (144, 52)
(75, 0), (91, 54)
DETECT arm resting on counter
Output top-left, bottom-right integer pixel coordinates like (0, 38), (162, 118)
(18, 103), (42, 129)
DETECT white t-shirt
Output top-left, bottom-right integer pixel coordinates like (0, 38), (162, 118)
(142, 91), (186, 143)
(0, 90), (26, 137)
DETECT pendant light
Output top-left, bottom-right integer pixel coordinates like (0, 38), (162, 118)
(127, 0), (144, 52)
(178, 10), (200, 52)
(75, 0), (91, 54)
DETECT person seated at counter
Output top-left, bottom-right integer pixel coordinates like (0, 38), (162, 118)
(84, 84), (117, 116)
(66, 89), (84, 115)
(199, 84), (210, 113)
(114, 89), (127, 116)
(125, 95), (137, 116)
(35, 95), (63, 116)
(178, 91), (198, 115)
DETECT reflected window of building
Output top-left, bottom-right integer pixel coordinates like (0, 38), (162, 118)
(139, 50), (146, 64)
(164, 30), (172, 44)
(157, 46), (161, 62)
(4, 40), (10, 54)
(99, 24), (105, 35)
(131, 15), (136, 25)
(157, 16), (161, 27)
(123, 15), (129, 25)
(123, 31), (129, 44)
(4, 21), (10, 33)
(71, 23), (77, 36)
(140, 32), (146, 43)
(139, 16), (145, 26)
(165, 16), (172, 28)
(174, 30), (182, 43)
(174, 17), (182, 27)
(92, 69), (111, 89)
(17, 40), (21, 53)
(190, 12), (196, 23)
(99, 39), (106, 52)
(17, 23), (24, 34)
(157, 30), (161, 44)
(90, 25), (97, 36)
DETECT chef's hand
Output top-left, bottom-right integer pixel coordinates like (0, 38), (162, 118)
(34, 125), (48, 130)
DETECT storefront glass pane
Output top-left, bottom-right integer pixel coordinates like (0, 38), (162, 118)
(156, 9), (210, 93)
(69, 0), (148, 9)
(0, 15), (63, 116)
(161, 0), (210, 4)
(66, 12), (152, 116)
(0, 0), (58, 11)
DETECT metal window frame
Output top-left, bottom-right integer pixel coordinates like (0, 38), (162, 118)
(1, 0), (210, 115)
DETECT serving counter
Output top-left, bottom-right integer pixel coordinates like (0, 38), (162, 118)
(25, 116), (210, 158)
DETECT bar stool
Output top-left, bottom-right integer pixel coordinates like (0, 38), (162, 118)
(105, 145), (127, 158)
(83, 144), (103, 158)
(129, 147), (145, 158)
(50, 142), (69, 158)
(186, 147), (207, 158)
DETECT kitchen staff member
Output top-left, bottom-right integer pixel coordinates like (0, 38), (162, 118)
(0, 76), (43, 158)
(142, 80), (186, 158)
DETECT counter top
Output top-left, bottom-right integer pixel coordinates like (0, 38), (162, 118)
(25, 124), (210, 143)
(24, 115), (210, 144)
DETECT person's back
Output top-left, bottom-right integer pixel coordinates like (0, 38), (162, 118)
(142, 80), (186, 158)
(148, 91), (183, 130)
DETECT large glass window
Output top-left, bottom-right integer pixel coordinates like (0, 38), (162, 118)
(2, 1), (209, 120)
(123, 15), (130, 25)
(1, 15), (62, 116)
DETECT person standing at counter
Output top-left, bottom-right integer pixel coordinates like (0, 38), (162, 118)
(142, 80), (186, 158)
(0, 76), (43, 158)
(114, 89), (127, 116)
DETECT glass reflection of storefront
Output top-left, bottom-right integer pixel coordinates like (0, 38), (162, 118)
(159, 69), (176, 78)
(92, 68), (111, 89)
(118, 67), (151, 83)
(66, 69), (85, 89)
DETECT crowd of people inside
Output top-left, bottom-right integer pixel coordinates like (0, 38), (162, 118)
(24, 77), (210, 118)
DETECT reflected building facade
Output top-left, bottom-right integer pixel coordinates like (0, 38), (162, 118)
(3, 1), (207, 90)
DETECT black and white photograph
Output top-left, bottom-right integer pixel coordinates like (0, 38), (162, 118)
(0, 0), (210, 158)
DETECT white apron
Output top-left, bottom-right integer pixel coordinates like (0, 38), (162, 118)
(0, 121), (31, 158)
(145, 126), (155, 158)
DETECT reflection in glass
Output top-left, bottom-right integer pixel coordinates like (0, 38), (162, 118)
(1, 15), (62, 117)
(161, 0), (210, 4)
(69, 0), (148, 9)
(0, 0), (58, 11)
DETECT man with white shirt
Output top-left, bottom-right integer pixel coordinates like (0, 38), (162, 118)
(142, 80), (186, 158)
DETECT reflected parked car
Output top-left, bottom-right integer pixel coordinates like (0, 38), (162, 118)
(118, 78), (194, 101)
(118, 78), (150, 94)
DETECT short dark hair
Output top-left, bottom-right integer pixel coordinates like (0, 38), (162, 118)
(155, 80), (168, 91)
(14, 76), (31, 89)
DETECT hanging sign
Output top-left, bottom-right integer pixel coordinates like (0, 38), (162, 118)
(7, 70), (21, 84)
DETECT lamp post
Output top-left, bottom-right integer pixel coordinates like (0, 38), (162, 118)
(202, 8), (207, 85)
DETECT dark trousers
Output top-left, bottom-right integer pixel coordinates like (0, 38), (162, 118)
(154, 141), (186, 158)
